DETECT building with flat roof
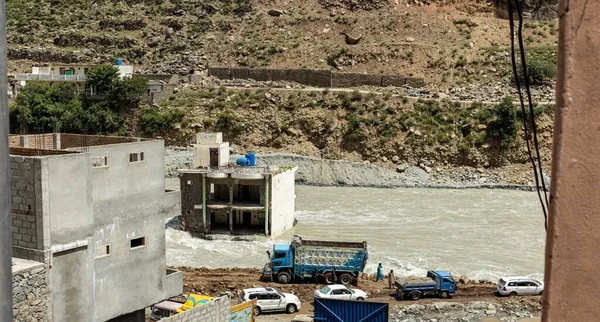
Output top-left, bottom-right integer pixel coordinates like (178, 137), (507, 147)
(9, 133), (182, 322)
(178, 133), (297, 238)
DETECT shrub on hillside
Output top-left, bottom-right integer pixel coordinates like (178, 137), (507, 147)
(518, 55), (556, 85)
(140, 107), (185, 135)
(486, 96), (519, 147)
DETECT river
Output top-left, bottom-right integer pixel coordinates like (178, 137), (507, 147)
(165, 184), (546, 281)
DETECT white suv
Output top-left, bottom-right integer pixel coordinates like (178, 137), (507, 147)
(240, 287), (301, 315)
(497, 276), (544, 296)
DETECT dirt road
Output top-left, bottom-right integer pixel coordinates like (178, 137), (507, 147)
(173, 267), (542, 321)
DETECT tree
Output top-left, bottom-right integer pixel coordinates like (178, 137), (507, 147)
(85, 65), (120, 95)
(85, 64), (148, 111)
(11, 81), (84, 133)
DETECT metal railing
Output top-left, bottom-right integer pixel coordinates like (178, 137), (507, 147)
(13, 74), (86, 82)
(206, 165), (272, 174)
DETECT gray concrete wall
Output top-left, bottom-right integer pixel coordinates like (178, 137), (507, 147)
(46, 154), (94, 245)
(51, 246), (94, 322)
(160, 296), (231, 322)
(88, 140), (181, 321)
(12, 259), (52, 322)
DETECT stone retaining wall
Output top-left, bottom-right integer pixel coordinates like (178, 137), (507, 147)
(13, 262), (52, 322)
(208, 67), (426, 88)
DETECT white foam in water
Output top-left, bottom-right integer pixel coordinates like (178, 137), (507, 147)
(166, 186), (546, 281)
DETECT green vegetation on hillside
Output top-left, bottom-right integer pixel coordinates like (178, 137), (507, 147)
(10, 65), (148, 135)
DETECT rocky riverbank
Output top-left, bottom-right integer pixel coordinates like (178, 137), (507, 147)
(165, 147), (548, 191)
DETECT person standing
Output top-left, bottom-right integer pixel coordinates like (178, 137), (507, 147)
(388, 270), (396, 289)
(376, 263), (384, 282)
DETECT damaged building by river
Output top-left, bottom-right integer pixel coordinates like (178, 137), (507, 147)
(178, 132), (297, 238)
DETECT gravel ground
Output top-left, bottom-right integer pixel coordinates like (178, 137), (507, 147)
(164, 148), (545, 191)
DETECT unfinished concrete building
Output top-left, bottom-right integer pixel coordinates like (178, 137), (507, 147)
(9, 133), (182, 322)
(178, 133), (297, 238)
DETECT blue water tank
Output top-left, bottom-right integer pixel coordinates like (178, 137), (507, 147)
(245, 152), (256, 166)
(236, 157), (250, 167)
(115, 58), (122, 66)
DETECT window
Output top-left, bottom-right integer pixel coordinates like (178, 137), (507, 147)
(319, 287), (330, 294)
(95, 244), (110, 258)
(92, 156), (108, 168)
(274, 252), (286, 259)
(342, 289), (352, 295)
(508, 282), (516, 286)
(258, 294), (270, 300)
(443, 277), (454, 283)
(130, 237), (146, 249)
(248, 294), (257, 300)
(332, 289), (344, 295)
(269, 293), (281, 300)
(129, 152), (145, 163)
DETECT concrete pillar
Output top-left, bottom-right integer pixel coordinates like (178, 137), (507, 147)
(202, 175), (207, 234)
(543, 1), (600, 321)
(264, 176), (269, 236)
(229, 184), (233, 233)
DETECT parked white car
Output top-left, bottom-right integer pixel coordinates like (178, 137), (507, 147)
(314, 284), (368, 301)
(240, 287), (301, 315)
(497, 276), (544, 296)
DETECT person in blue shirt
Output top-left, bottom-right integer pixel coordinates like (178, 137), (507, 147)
(376, 263), (384, 282)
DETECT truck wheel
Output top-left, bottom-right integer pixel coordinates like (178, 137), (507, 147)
(277, 272), (291, 284)
(324, 273), (334, 284)
(339, 273), (353, 285)
(410, 291), (421, 300)
(439, 291), (449, 299)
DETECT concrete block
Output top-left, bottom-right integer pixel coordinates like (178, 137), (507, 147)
(248, 68), (269, 81)
(230, 67), (250, 80)
(208, 67), (231, 80)
(288, 69), (332, 87)
(332, 72), (382, 87)
(268, 69), (289, 82)
(405, 77), (426, 88)
(381, 75), (407, 87)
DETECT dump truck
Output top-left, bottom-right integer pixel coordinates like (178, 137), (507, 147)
(394, 270), (457, 300)
(261, 235), (368, 285)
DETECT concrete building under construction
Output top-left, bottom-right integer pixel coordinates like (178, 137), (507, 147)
(178, 133), (297, 238)
(9, 133), (182, 322)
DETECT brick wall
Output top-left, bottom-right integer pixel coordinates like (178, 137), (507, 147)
(13, 263), (52, 322)
(161, 296), (231, 322)
(9, 134), (57, 149)
(10, 156), (40, 250)
(9, 135), (20, 147)
(59, 134), (139, 149)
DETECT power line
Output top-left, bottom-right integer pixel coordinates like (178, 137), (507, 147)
(507, 0), (549, 231)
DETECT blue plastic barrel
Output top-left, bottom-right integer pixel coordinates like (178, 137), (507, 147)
(245, 152), (256, 166)
(115, 58), (122, 66)
(236, 157), (250, 166)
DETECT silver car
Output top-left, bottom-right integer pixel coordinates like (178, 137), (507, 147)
(497, 276), (544, 296)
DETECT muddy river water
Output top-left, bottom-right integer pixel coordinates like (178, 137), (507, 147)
(166, 183), (546, 281)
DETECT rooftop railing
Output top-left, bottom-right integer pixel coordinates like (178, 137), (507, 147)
(13, 74), (86, 82)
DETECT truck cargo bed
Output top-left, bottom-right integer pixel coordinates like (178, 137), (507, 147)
(292, 236), (366, 249)
(396, 277), (436, 289)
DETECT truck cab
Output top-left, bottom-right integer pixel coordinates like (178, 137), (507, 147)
(427, 270), (457, 296)
(262, 244), (294, 283)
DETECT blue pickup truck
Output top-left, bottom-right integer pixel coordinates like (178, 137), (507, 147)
(261, 235), (368, 285)
(394, 270), (457, 300)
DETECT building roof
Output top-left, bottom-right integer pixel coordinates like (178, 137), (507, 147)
(153, 301), (183, 311)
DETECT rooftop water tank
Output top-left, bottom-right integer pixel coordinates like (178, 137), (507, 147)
(115, 58), (122, 66)
(236, 157), (250, 167)
(245, 152), (256, 166)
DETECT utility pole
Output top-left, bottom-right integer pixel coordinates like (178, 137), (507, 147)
(0, 0), (13, 320)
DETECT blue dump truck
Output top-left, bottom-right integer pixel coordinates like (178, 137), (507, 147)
(261, 235), (368, 285)
(394, 270), (457, 300)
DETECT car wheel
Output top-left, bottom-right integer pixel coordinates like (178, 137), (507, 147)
(509, 291), (518, 297)
(339, 273), (353, 285)
(286, 304), (297, 314)
(356, 297), (364, 301)
(439, 291), (449, 299)
(277, 271), (292, 284)
(254, 306), (262, 316)
(324, 273), (334, 284)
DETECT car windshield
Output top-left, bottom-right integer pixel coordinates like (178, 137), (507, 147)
(278, 292), (286, 298)
(319, 287), (330, 294)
